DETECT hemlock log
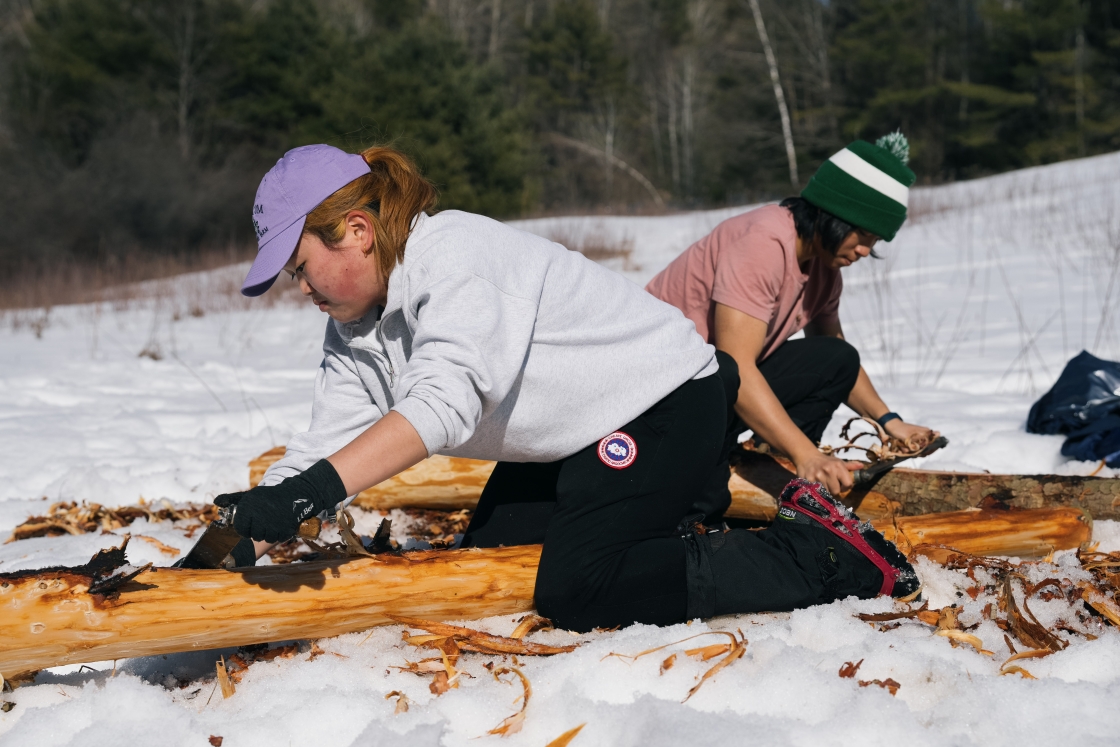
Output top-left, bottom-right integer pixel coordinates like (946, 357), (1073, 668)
(249, 449), (784, 522)
(0, 545), (540, 680)
(0, 506), (1091, 678)
(728, 451), (1120, 521)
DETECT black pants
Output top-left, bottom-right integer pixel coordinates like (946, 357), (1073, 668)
(461, 354), (878, 631)
(732, 336), (861, 444)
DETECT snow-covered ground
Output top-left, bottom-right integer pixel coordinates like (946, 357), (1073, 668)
(2, 151), (1120, 745)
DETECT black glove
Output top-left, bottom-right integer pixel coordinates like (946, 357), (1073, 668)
(229, 537), (259, 567)
(214, 459), (348, 543)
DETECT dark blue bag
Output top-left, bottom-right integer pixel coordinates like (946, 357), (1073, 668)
(1026, 350), (1120, 467)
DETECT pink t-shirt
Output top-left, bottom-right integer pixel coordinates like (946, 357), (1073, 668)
(646, 204), (842, 361)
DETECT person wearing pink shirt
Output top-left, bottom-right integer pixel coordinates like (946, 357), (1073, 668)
(648, 133), (936, 499)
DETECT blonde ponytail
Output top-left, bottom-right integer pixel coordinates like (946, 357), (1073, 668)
(304, 146), (438, 278)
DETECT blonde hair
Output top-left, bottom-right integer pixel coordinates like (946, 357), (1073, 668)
(303, 146), (438, 279)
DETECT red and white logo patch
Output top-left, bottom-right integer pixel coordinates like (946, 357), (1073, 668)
(597, 431), (637, 469)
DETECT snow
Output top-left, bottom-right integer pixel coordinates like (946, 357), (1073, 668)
(3, 151), (1120, 744)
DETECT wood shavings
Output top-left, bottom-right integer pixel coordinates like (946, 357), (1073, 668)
(684, 643), (733, 661)
(819, 417), (941, 463)
(8, 500), (220, 543)
(401, 508), (473, 549)
(430, 671), (452, 695)
(544, 723), (586, 747)
(132, 535), (181, 557)
(385, 690), (409, 713)
(301, 511), (389, 560)
(510, 614), (553, 640)
(392, 616), (577, 656)
(1079, 585), (1120, 626)
(858, 678), (901, 695)
(393, 658), (447, 675)
(215, 657), (235, 699)
(223, 643), (299, 684)
(1003, 649), (1053, 668)
(1002, 575), (1068, 652)
(394, 617), (562, 700)
(486, 667), (531, 737)
(857, 601), (937, 625)
(937, 629), (991, 654)
(852, 547), (1120, 675)
(1000, 665), (1036, 679)
(607, 629), (747, 702)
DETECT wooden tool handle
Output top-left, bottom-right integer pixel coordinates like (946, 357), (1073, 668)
(297, 516), (322, 541)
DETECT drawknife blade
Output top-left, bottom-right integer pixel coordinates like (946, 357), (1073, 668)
(852, 435), (949, 485)
(174, 506), (242, 570)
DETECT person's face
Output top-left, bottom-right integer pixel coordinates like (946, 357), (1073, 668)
(283, 211), (386, 323)
(819, 229), (879, 269)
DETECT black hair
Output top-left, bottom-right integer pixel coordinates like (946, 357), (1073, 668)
(779, 196), (881, 259)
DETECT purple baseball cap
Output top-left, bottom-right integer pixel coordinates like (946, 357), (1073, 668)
(241, 144), (371, 296)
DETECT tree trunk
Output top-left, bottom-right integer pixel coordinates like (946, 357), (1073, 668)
(728, 450), (1120, 521)
(488, 0), (501, 61)
(747, 0), (798, 188)
(666, 61), (681, 194)
(251, 448), (772, 519)
(546, 133), (666, 208)
(176, 0), (195, 161)
(0, 507), (1090, 678)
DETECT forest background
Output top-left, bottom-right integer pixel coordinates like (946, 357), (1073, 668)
(0, 0), (1118, 303)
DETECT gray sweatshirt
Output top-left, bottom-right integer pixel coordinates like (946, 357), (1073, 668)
(261, 210), (717, 486)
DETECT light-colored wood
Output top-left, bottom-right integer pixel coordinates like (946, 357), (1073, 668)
(251, 448), (494, 512)
(0, 507), (1091, 678)
(0, 545), (539, 679)
(249, 449), (780, 521)
(881, 506), (1092, 561)
(726, 471), (779, 521)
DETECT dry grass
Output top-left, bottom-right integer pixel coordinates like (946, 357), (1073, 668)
(542, 224), (637, 269)
(1, 248), (254, 312)
(1, 246), (307, 335)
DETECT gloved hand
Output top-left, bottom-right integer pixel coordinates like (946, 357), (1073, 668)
(214, 459), (348, 543)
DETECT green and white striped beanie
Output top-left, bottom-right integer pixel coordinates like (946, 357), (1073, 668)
(800, 132), (916, 241)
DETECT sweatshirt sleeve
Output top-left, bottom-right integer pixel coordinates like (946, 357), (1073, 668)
(710, 227), (786, 325)
(259, 322), (384, 488)
(392, 271), (538, 456)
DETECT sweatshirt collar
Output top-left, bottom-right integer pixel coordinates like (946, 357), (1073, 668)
(384, 211), (430, 316)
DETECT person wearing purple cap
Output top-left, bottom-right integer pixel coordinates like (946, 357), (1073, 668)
(213, 144), (918, 632)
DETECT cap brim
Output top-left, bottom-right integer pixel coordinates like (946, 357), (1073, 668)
(241, 216), (306, 297)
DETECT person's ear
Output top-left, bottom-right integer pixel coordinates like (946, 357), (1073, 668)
(347, 210), (377, 256)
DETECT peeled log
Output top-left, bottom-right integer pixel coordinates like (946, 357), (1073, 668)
(0, 545), (539, 680)
(251, 447), (495, 512)
(0, 507), (1091, 678)
(250, 448), (781, 522)
(883, 506), (1092, 561)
